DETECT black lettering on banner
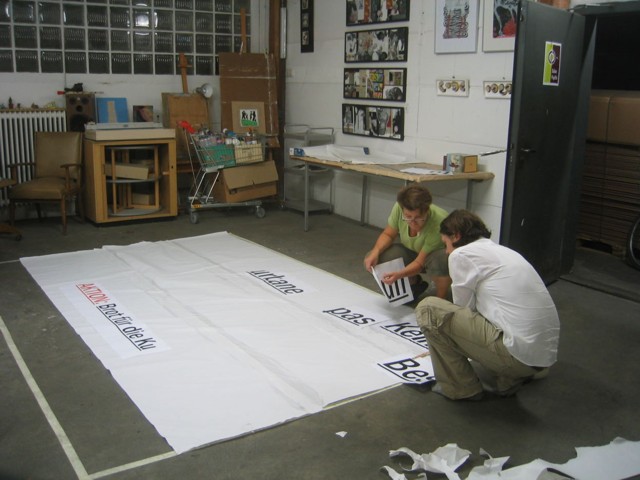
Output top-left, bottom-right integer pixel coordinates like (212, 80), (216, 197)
(377, 357), (435, 384)
(247, 270), (304, 295)
(95, 303), (157, 351)
(380, 321), (429, 348)
(380, 278), (411, 304)
(322, 307), (379, 326)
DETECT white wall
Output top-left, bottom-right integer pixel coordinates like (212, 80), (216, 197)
(284, 0), (513, 239)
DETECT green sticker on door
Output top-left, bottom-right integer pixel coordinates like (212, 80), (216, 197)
(543, 41), (562, 86)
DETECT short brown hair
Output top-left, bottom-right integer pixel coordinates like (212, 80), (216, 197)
(397, 184), (432, 213)
(440, 209), (491, 247)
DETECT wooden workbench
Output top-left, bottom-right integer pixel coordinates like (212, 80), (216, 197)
(290, 156), (495, 231)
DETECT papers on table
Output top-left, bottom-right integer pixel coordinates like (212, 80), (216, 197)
(293, 144), (409, 165)
(400, 167), (451, 175)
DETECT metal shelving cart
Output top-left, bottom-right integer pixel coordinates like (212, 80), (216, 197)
(283, 124), (335, 213)
(184, 129), (266, 224)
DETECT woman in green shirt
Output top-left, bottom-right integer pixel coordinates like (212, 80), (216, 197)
(364, 184), (451, 300)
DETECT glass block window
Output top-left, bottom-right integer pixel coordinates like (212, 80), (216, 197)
(0, 0), (251, 73)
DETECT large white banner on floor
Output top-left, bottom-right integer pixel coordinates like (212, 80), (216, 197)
(21, 232), (433, 454)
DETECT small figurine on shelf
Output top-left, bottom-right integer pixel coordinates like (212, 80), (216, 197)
(8, 97), (14, 109)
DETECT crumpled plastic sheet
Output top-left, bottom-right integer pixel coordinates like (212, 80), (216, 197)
(386, 443), (471, 480)
(382, 438), (640, 480)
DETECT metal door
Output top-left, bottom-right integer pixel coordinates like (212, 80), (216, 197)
(501, 1), (596, 284)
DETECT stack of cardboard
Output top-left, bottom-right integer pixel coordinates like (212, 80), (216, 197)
(580, 91), (640, 254)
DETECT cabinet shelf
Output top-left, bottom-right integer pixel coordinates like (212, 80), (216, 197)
(106, 176), (161, 184)
(84, 136), (178, 224)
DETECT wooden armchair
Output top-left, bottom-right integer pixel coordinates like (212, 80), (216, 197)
(9, 131), (83, 235)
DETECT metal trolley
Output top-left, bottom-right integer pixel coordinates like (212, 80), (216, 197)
(184, 128), (266, 224)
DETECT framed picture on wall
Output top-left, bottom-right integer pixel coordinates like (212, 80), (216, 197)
(343, 67), (407, 101)
(232, 101), (266, 134)
(301, 0), (314, 53)
(347, 0), (410, 26)
(342, 103), (404, 141)
(344, 27), (408, 63)
(434, 0), (479, 54)
(483, 0), (517, 52)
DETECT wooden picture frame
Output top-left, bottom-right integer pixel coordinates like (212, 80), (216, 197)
(434, 0), (479, 54)
(343, 67), (407, 101)
(482, 0), (517, 52)
(301, 0), (314, 53)
(342, 103), (404, 141)
(232, 101), (266, 134)
(344, 27), (408, 63)
(347, 0), (410, 26)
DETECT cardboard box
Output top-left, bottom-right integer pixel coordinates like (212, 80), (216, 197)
(234, 144), (264, 165)
(219, 53), (279, 136)
(105, 162), (149, 180)
(607, 92), (640, 147)
(213, 160), (278, 203)
(587, 91), (612, 142)
(162, 93), (209, 161)
(131, 192), (155, 205)
(444, 153), (478, 173)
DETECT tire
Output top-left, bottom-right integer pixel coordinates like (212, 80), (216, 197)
(255, 206), (266, 219)
(626, 215), (640, 270)
(189, 211), (199, 224)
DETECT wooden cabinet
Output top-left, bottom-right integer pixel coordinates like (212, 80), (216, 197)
(84, 135), (178, 224)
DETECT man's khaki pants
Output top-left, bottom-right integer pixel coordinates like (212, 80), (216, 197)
(415, 297), (541, 399)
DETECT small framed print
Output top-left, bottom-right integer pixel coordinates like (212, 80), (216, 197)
(344, 27), (408, 63)
(232, 101), (266, 134)
(434, 0), (479, 54)
(347, 0), (410, 26)
(483, 80), (512, 98)
(301, 0), (314, 53)
(483, 0), (517, 52)
(342, 103), (404, 141)
(133, 105), (154, 122)
(343, 68), (407, 102)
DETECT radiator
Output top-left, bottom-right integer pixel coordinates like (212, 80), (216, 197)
(0, 108), (67, 206)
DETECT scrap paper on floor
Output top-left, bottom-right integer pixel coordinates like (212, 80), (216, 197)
(372, 258), (413, 306)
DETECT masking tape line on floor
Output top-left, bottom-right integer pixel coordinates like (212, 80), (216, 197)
(0, 315), (90, 479)
(0, 315), (178, 479)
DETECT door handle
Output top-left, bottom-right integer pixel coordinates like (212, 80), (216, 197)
(520, 147), (536, 154)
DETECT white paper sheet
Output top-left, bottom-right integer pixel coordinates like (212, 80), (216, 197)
(372, 258), (413, 306)
(21, 232), (428, 453)
(401, 167), (451, 175)
(297, 144), (409, 164)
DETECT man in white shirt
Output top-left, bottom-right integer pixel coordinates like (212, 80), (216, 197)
(415, 209), (560, 400)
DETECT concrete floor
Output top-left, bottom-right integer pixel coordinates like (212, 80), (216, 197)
(1, 206), (639, 480)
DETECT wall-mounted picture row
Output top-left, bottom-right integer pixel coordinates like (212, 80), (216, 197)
(342, 103), (404, 141)
(345, 27), (408, 63)
(346, 0), (410, 26)
(344, 68), (407, 101)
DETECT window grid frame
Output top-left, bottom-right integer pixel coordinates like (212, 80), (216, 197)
(0, 0), (251, 74)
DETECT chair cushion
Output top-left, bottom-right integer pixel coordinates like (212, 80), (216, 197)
(36, 132), (83, 179)
(9, 177), (74, 200)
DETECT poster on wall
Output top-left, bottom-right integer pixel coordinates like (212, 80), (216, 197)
(301, 0), (314, 53)
(231, 101), (266, 134)
(342, 103), (404, 141)
(483, 0), (517, 52)
(344, 27), (408, 63)
(343, 68), (407, 101)
(346, 0), (410, 26)
(434, 0), (479, 54)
